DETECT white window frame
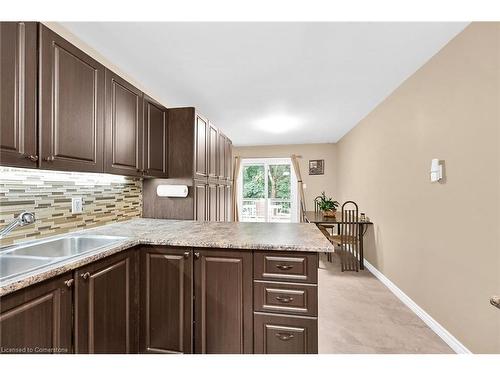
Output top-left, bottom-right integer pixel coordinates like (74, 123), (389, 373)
(238, 157), (299, 223)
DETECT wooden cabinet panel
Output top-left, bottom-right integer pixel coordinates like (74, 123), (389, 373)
(208, 122), (218, 178)
(218, 132), (226, 179)
(254, 313), (318, 354)
(225, 138), (232, 181)
(0, 22), (38, 168)
(0, 273), (73, 354)
(194, 249), (253, 354)
(254, 252), (318, 283)
(39, 24), (105, 172)
(225, 184), (233, 222)
(74, 249), (137, 354)
(105, 69), (143, 176)
(207, 182), (218, 222)
(217, 184), (226, 221)
(139, 247), (193, 354)
(254, 281), (318, 317)
(143, 95), (168, 178)
(194, 180), (207, 221)
(194, 115), (207, 178)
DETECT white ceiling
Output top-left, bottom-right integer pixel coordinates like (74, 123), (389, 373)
(60, 22), (468, 146)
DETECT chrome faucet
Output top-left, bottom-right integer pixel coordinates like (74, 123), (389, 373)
(0, 212), (36, 240)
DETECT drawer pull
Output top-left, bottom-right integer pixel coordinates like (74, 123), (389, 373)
(275, 332), (295, 341)
(80, 272), (91, 280)
(276, 264), (293, 271)
(276, 295), (294, 303)
(184, 251), (191, 258)
(64, 279), (74, 288)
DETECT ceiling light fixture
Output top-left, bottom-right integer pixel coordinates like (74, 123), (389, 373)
(252, 114), (303, 134)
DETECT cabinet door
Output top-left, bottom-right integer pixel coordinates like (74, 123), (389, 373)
(254, 313), (318, 354)
(0, 22), (38, 168)
(217, 184), (226, 221)
(224, 138), (232, 181)
(0, 273), (73, 354)
(218, 132), (226, 179)
(143, 95), (168, 178)
(225, 184), (233, 222)
(208, 122), (218, 179)
(194, 180), (207, 221)
(207, 182), (218, 222)
(105, 69), (143, 176)
(194, 115), (207, 178)
(139, 246), (193, 354)
(194, 249), (253, 354)
(74, 249), (137, 353)
(39, 24), (105, 172)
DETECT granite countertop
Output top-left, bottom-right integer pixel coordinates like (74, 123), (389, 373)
(0, 218), (334, 296)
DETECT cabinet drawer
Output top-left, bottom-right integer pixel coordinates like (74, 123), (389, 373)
(253, 252), (318, 283)
(254, 313), (318, 354)
(254, 281), (317, 317)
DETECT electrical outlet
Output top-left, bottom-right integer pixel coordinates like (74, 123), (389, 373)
(71, 197), (83, 214)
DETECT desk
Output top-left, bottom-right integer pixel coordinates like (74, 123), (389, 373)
(304, 211), (373, 270)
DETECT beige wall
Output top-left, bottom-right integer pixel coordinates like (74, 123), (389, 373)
(335, 23), (500, 353)
(233, 144), (338, 210)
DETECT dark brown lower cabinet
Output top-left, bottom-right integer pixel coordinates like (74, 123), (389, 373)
(254, 313), (318, 354)
(194, 249), (253, 354)
(139, 246), (193, 353)
(0, 273), (73, 354)
(1, 247), (318, 355)
(74, 249), (138, 353)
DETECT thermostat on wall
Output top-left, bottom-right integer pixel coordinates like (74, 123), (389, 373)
(156, 184), (188, 198)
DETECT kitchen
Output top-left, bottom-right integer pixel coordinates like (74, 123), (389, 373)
(0, 4), (499, 372)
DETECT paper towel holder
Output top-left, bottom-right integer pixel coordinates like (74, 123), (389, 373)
(156, 184), (189, 198)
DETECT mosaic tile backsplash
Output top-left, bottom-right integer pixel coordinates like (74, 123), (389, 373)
(0, 167), (142, 246)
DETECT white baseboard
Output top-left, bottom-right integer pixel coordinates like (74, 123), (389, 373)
(363, 259), (471, 354)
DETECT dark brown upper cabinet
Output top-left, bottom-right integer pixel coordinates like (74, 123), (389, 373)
(194, 249), (253, 354)
(143, 95), (168, 178)
(0, 272), (73, 354)
(74, 249), (137, 354)
(208, 122), (218, 179)
(39, 24), (105, 173)
(167, 107), (232, 182)
(139, 246), (193, 354)
(104, 69), (143, 176)
(0, 22), (38, 168)
(194, 114), (208, 179)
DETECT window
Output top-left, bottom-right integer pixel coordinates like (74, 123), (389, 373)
(238, 158), (298, 222)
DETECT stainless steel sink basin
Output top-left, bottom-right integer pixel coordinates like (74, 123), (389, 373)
(0, 256), (54, 281)
(0, 235), (128, 283)
(5, 235), (127, 258)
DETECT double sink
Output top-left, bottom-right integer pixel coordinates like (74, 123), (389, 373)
(0, 235), (128, 284)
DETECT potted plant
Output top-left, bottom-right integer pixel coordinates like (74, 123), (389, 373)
(317, 192), (339, 217)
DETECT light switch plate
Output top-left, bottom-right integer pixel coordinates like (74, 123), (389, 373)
(71, 197), (83, 214)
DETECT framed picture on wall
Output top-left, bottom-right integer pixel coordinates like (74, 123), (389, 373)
(309, 160), (324, 175)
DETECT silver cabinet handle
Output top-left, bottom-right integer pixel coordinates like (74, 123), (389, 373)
(44, 155), (55, 162)
(276, 295), (294, 303)
(184, 251), (190, 259)
(80, 272), (91, 280)
(25, 154), (38, 162)
(276, 264), (293, 271)
(194, 252), (200, 259)
(64, 279), (74, 288)
(491, 296), (500, 309)
(275, 332), (294, 341)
